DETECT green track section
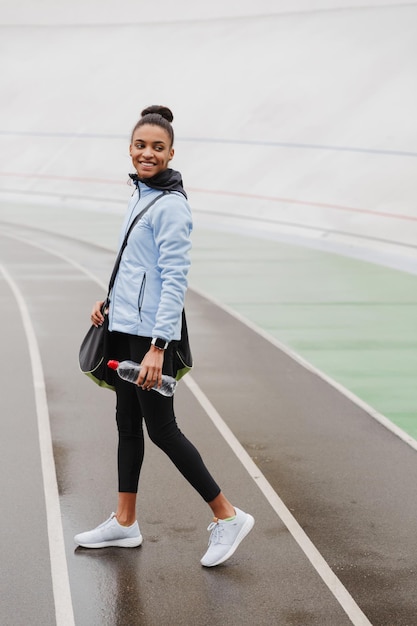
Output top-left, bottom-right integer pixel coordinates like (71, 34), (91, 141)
(1, 202), (416, 438)
(189, 228), (417, 438)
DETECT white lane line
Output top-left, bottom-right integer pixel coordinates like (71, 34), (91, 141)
(0, 264), (75, 626)
(183, 374), (372, 626)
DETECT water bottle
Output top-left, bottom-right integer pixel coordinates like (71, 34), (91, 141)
(107, 360), (177, 397)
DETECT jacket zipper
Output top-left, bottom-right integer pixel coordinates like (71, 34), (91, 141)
(123, 182), (141, 239)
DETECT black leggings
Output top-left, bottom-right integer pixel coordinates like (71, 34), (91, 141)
(109, 331), (221, 502)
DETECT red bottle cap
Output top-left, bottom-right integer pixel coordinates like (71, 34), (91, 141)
(107, 360), (119, 370)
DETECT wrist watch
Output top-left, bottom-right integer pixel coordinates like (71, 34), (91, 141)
(151, 337), (169, 350)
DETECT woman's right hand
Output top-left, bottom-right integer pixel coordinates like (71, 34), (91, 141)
(91, 300), (105, 327)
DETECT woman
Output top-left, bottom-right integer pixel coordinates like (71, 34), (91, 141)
(74, 106), (254, 567)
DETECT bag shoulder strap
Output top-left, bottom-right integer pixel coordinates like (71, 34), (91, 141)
(106, 191), (166, 297)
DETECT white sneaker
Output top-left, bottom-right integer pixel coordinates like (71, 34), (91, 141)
(74, 513), (143, 548)
(200, 507), (254, 567)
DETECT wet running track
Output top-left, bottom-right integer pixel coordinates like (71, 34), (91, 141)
(1, 222), (417, 626)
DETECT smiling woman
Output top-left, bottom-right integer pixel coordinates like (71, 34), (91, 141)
(74, 104), (255, 567)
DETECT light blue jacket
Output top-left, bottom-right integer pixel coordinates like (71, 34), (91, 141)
(108, 181), (192, 342)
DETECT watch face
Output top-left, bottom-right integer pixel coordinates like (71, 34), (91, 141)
(154, 338), (167, 349)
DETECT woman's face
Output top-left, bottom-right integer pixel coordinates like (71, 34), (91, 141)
(130, 124), (174, 178)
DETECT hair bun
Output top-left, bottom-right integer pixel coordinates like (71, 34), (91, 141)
(141, 105), (173, 123)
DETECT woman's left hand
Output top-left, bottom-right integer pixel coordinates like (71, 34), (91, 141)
(137, 346), (164, 390)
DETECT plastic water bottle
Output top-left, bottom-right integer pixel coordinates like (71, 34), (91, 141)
(107, 360), (177, 397)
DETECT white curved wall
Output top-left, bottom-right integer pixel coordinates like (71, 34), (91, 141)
(1, 1), (416, 271)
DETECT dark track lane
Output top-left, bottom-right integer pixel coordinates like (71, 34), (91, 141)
(186, 289), (417, 625)
(0, 250), (58, 626)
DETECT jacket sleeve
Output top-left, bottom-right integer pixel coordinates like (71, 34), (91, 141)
(150, 194), (192, 341)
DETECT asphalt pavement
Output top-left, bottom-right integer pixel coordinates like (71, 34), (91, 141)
(1, 221), (417, 625)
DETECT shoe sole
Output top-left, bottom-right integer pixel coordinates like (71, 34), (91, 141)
(75, 534), (143, 549)
(201, 515), (255, 567)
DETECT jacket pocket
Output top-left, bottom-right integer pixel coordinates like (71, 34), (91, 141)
(137, 273), (147, 322)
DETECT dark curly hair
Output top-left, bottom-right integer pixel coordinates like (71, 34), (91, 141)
(130, 105), (174, 146)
